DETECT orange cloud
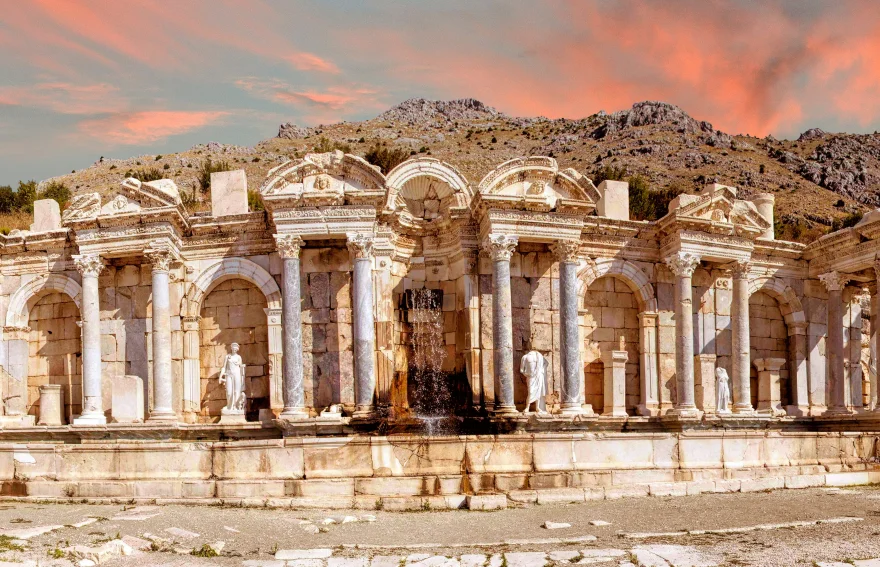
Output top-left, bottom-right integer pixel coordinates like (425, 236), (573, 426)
(0, 83), (126, 114)
(236, 78), (382, 111)
(285, 53), (340, 74)
(77, 110), (228, 145)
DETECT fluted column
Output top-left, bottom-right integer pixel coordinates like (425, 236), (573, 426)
(484, 234), (519, 415)
(730, 260), (755, 414)
(820, 271), (851, 414)
(276, 234), (308, 419)
(146, 247), (175, 422)
(73, 254), (106, 425)
(347, 233), (376, 418)
(552, 240), (586, 415)
(665, 252), (701, 418)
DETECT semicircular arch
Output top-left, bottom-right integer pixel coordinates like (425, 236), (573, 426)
(6, 274), (83, 328)
(747, 276), (806, 326)
(577, 257), (657, 312)
(183, 258), (281, 318)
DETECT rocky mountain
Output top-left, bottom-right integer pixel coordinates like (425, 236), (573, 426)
(35, 99), (880, 243)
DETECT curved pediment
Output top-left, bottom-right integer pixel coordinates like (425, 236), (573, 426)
(384, 158), (472, 233)
(261, 150), (386, 206)
(661, 184), (771, 237)
(477, 157), (600, 210)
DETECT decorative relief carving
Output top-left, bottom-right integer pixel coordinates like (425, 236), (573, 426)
(728, 260), (752, 279)
(346, 233), (374, 259)
(818, 271), (851, 292)
(73, 254), (104, 277)
(482, 234), (518, 262)
(664, 252), (701, 278)
(275, 234), (305, 259)
(551, 239), (581, 263)
(62, 193), (101, 222)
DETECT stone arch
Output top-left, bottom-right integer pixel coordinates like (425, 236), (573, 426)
(747, 277), (806, 326)
(180, 258), (283, 419)
(477, 156), (601, 204)
(385, 157), (473, 210)
(183, 258), (281, 318)
(577, 258), (657, 312)
(6, 274), (83, 327)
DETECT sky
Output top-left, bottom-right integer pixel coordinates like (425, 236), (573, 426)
(2, 0), (880, 186)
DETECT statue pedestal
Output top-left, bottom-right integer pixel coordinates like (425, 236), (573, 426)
(601, 349), (628, 417)
(219, 409), (246, 424)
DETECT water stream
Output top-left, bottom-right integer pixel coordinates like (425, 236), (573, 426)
(408, 288), (452, 434)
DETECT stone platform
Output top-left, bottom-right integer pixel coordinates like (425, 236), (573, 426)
(2, 429), (879, 508)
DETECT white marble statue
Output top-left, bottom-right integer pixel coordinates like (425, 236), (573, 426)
(219, 343), (246, 415)
(521, 350), (550, 414)
(716, 367), (731, 415)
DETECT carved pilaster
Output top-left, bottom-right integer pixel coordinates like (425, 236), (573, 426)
(73, 254), (104, 277)
(346, 233), (374, 259)
(551, 239), (581, 264)
(482, 234), (518, 262)
(664, 252), (700, 278)
(275, 234), (305, 259)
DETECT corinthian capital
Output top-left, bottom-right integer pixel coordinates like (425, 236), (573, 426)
(144, 247), (173, 272)
(346, 233), (374, 259)
(727, 260), (751, 279)
(664, 252), (701, 278)
(482, 234), (518, 262)
(73, 254), (104, 277)
(550, 239), (581, 263)
(818, 271), (850, 292)
(275, 234), (305, 259)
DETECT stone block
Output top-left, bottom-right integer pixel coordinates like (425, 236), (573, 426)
(30, 199), (61, 232)
(466, 494), (507, 510)
(303, 437), (373, 478)
(597, 180), (629, 220)
(464, 436), (533, 473)
(210, 170), (248, 217)
(111, 375), (144, 423)
(535, 487), (585, 504)
(739, 477), (783, 492)
(213, 440), (304, 480)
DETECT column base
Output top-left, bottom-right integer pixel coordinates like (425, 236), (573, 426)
(219, 411), (247, 424)
(637, 403), (660, 417)
(823, 406), (855, 417)
(352, 406), (376, 419)
(733, 404), (756, 416)
(785, 405), (809, 417)
(602, 408), (629, 418)
(73, 412), (107, 426)
(664, 406), (703, 420)
(147, 409), (177, 423)
(559, 403), (594, 417)
(492, 404), (520, 417)
(280, 407), (310, 421)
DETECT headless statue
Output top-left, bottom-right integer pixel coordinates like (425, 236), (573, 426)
(521, 350), (550, 414)
(716, 367), (731, 415)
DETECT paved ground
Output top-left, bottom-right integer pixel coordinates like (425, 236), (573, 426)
(0, 487), (879, 566)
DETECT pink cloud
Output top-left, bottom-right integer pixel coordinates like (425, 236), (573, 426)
(0, 83), (126, 114)
(77, 110), (228, 145)
(285, 53), (340, 74)
(236, 78), (382, 112)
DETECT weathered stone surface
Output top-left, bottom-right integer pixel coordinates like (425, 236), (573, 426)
(210, 169), (248, 216)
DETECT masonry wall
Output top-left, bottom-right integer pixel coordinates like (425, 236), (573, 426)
(27, 293), (81, 421)
(749, 290), (791, 407)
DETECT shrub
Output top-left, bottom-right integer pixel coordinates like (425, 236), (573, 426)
(248, 189), (264, 212)
(592, 164), (628, 185)
(831, 211), (863, 231)
(363, 143), (409, 174)
(197, 157), (231, 194)
(628, 176), (684, 221)
(40, 180), (71, 208)
(127, 168), (164, 182)
(313, 136), (351, 154)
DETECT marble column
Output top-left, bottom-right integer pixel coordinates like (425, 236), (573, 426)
(820, 271), (851, 414)
(730, 260), (755, 414)
(483, 234), (519, 415)
(664, 252), (701, 418)
(788, 321), (810, 416)
(275, 234), (308, 419)
(347, 233), (376, 417)
(552, 240), (585, 415)
(146, 248), (175, 422)
(73, 254), (106, 425)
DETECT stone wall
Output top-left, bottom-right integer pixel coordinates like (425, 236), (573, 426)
(300, 246), (353, 411)
(27, 293), (81, 421)
(749, 291), (791, 407)
(583, 276), (640, 412)
(198, 279), (269, 421)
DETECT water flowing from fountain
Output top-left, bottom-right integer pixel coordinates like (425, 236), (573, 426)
(408, 288), (452, 434)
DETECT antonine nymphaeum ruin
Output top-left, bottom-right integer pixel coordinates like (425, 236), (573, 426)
(2, 151), (880, 507)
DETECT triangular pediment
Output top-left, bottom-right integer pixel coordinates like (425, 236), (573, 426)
(665, 184), (770, 236)
(119, 177), (181, 209)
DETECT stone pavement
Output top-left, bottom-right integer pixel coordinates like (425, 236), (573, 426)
(0, 487), (879, 565)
